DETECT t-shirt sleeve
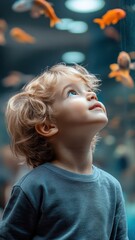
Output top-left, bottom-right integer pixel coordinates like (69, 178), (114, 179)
(110, 182), (129, 240)
(0, 186), (38, 240)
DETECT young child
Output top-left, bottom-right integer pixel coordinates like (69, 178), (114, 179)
(0, 64), (128, 239)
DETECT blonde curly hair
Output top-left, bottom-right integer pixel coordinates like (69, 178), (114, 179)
(6, 63), (101, 168)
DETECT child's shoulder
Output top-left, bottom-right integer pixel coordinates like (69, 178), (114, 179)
(96, 165), (121, 188)
(10, 164), (50, 212)
(15, 163), (49, 189)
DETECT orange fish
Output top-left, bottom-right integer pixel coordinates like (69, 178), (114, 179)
(93, 9), (126, 29)
(108, 51), (135, 88)
(10, 27), (35, 43)
(34, 0), (61, 27)
(0, 19), (8, 45)
(2, 71), (34, 87)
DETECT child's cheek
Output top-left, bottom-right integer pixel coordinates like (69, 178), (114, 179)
(67, 98), (87, 112)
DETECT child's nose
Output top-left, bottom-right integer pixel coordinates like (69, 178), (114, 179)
(86, 91), (98, 101)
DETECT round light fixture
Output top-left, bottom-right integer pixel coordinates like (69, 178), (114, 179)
(65, 0), (105, 13)
(68, 21), (88, 33)
(62, 51), (85, 63)
(55, 18), (73, 30)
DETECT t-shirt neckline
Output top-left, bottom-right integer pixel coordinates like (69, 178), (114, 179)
(43, 163), (99, 182)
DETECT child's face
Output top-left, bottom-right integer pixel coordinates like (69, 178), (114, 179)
(52, 77), (108, 133)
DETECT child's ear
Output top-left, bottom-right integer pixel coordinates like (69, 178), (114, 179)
(35, 122), (58, 138)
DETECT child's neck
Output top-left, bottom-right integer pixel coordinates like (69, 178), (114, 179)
(52, 142), (93, 175)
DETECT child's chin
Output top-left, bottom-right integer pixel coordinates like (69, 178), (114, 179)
(100, 117), (108, 128)
(96, 116), (108, 129)
(96, 113), (108, 123)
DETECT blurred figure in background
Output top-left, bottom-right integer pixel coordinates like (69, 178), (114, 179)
(0, 144), (30, 217)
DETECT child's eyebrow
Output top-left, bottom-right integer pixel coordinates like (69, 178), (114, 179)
(61, 83), (78, 95)
(61, 82), (92, 95)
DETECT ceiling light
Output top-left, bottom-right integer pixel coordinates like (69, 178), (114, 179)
(65, 0), (105, 13)
(62, 51), (85, 63)
(68, 21), (88, 34)
(55, 18), (73, 30)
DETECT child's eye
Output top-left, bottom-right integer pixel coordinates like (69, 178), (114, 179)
(67, 90), (78, 97)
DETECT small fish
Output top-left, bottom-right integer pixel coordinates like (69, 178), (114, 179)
(12, 0), (45, 18)
(0, 19), (8, 45)
(30, 1), (46, 18)
(93, 9), (126, 29)
(129, 51), (135, 59)
(2, 71), (34, 87)
(104, 26), (121, 42)
(10, 27), (35, 43)
(34, 0), (61, 27)
(12, 0), (33, 12)
(108, 51), (134, 88)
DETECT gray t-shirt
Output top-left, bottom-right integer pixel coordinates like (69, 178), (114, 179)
(0, 163), (128, 240)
